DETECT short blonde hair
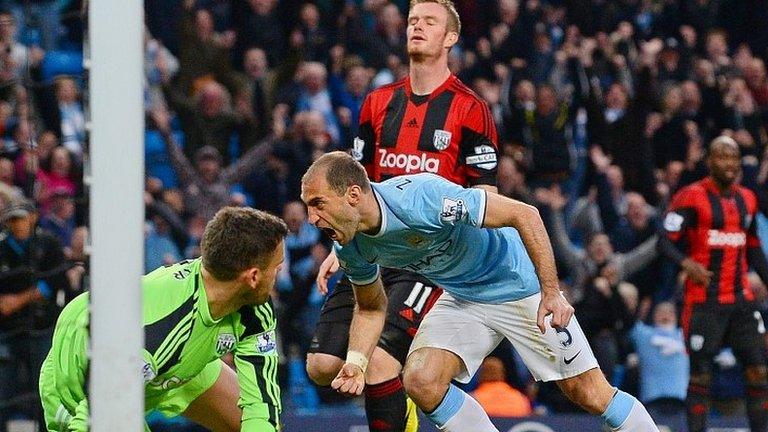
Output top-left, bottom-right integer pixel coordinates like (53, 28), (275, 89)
(410, 0), (461, 35)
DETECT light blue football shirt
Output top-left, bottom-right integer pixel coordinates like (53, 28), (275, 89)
(334, 173), (540, 304)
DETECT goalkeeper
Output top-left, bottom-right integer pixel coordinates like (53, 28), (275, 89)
(39, 207), (288, 431)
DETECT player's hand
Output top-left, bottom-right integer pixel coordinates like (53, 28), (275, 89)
(537, 290), (574, 334)
(682, 258), (713, 286)
(331, 362), (365, 395)
(316, 249), (340, 295)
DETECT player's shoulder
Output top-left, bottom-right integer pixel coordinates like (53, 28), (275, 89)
(143, 259), (197, 284)
(449, 76), (487, 106)
(672, 180), (707, 204)
(142, 259), (200, 319)
(376, 173), (457, 214)
(378, 172), (447, 191)
(735, 184), (758, 206)
(367, 77), (407, 100)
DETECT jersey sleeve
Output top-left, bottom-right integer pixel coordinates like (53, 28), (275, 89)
(663, 187), (699, 243)
(334, 241), (380, 285)
(234, 304), (280, 431)
(352, 94), (377, 175)
(392, 174), (487, 229)
(458, 99), (499, 187)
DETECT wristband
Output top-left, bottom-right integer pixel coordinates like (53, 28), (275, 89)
(345, 350), (369, 374)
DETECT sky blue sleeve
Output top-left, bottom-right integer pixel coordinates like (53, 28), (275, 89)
(333, 242), (380, 285)
(408, 174), (487, 228)
(629, 322), (650, 345)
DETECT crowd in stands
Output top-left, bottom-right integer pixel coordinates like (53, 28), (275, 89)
(2, 0), (768, 429)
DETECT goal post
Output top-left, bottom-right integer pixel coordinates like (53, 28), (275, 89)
(87, 0), (145, 429)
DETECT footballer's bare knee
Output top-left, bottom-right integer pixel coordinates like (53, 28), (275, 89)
(365, 346), (402, 385)
(306, 353), (344, 386)
(402, 348), (462, 411)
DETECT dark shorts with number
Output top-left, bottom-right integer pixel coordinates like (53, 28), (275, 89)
(309, 267), (443, 365)
(681, 301), (767, 373)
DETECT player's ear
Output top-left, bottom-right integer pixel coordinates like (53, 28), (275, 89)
(245, 266), (261, 289)
(444, 31), (458, 49)
(347, 185), (362, 205)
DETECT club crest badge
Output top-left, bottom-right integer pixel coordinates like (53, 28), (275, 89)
(216, 333), (236, 356)
(433, 129), (452, 151)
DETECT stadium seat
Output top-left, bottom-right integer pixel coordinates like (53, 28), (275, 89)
(145, 129), (184, 189)
(41, 50), (83, 81)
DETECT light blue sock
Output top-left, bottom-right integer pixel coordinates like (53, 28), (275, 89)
(601, 390), (635, 429)
(425, 384), (465, 428)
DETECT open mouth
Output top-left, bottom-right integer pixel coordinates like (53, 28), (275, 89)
(411, 35), (426, 42)
(321, 227), (337, 239)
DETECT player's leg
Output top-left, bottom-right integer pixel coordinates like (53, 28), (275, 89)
(306, 278), (354, 385)
(557, 369), (657, 431)
(682, 302), (727, 432)
(499, 292), (657, 431)
(177, 360), (241, 432)
(364, 271), (440, 432)
(365, 347), (408, 432)
(402, 292), (502, 432)
(727, 303), (768, 432)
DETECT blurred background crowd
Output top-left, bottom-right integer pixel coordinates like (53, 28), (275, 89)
(2, 0), (768, 430)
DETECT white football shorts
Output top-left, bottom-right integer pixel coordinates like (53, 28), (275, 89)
(408, 291), (599, 383)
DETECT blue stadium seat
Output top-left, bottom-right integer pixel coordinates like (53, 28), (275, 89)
(41, 50), (83, 81)
(145, 130), (184, 189)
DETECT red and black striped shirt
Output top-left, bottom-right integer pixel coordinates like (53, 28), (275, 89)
(663, 177), (762, 304)
(351, 74), (498, 187)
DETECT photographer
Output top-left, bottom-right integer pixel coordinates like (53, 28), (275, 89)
(0, 198), (71, 430)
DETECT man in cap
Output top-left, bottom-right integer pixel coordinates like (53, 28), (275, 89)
(0, 198), (72, 429)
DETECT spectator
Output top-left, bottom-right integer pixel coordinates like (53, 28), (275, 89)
(744, 58), (768, 109)
(38, 188), (75, 249)
(540, 185), (658, 305)
(164, 78), (255, 164)
(293, 3), (329, 63)
(0, 0), (61, 51)
(0, 198), (71, 429)
(574, 263), (635, 375)
(519, 84), (575, 187)
(144, 217), (181, 273)
(0, 10), (44, 102)
(175, 0), (237, 95)
(64, 226), (87, 296)
(35, 77), (86, 161)
(53, 77), (85, 159)
(364, 2), (407, 69)
(36, 147), (78, 216)
(144, 30), (179, 112)
(145, 189), (189, 257)
(583, 65), (656, 202)
(295, 62), (340, 144)
(153, 106), (272, 222)
(628, 302), (689, 417)
(276, 200), (323, 356)
(233, 0), (285, 68)
(329, 61), (371, 144)
(0, 157), (23, 199)
(496, 154), (532, 203)
(471, 357), (533, 418)
(240, 47), (276, 141)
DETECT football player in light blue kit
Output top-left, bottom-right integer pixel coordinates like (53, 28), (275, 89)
(301, 152), (658, 432)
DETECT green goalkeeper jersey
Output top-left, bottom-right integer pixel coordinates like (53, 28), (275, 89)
(39, 258), (281, 431)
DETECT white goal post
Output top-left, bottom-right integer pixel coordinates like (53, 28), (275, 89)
(87, 0), (144, 430)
